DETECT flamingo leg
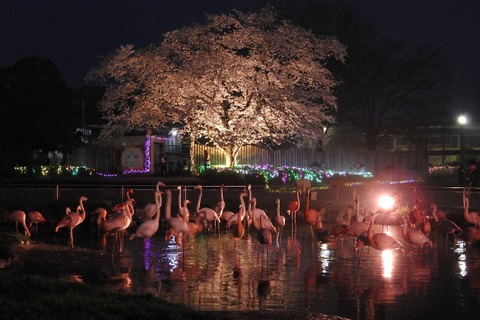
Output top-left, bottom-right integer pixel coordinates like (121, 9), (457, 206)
(69, 227), (74, 248)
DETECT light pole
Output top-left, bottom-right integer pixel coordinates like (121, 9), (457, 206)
(457, 114), (468, 165)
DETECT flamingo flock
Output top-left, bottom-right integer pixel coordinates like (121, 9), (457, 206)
(3, 184), (480, 260)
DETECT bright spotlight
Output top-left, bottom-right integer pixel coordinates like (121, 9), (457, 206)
(170, 129), (178, 137)
(378, 195), (395, 211)
(457, 115), (468, 125)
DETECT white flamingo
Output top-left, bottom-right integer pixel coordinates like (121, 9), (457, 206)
(55, 196), (88, 248)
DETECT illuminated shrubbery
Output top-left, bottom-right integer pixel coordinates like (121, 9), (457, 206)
(13, 166), (96, 177)
(210, 165), (374, 187)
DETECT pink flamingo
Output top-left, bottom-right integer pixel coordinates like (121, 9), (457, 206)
(6, 210), (31, 237)
(194, 185), (220, 233)
(130, 185), (164, 240)
(287, 188), (301, 229)
(26, 210), (46, 235)
(232, 193), (247, 240)
(165, 189), (191, 244)
(366, 215), (404, 252)
(141, 182), (164, 220)
(463, 189), (480, 227)
(401, 216), (432, 250)
(219, 185), (235, 224)
(227, 192), (248, 236)
(177, 186), (190, 221)
(304, 188), (327, 239)
(55, 196), (88, 248)
(430, 204), (462, 242)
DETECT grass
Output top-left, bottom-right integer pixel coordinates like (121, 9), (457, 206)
(0, 232), (229, 320)
(0, 272), (230, 320)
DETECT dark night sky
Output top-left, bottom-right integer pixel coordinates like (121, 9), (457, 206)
(1, 0), (479, 117)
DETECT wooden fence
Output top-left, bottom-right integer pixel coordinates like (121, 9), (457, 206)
(63, 138), (427, 181)
(193, 144), (426, 181)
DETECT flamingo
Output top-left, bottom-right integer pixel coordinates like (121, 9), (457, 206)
(347, 213), (371, 254)
(250, 198), (277, 234)
(130, 189), (163, 240)
(420, 214), (432, 237)
(366, 215), (404, 252)
(401, 216), (432, 250)
(27, 211), (46, 234)
(304, 188), (326, 239)
(457, 225), (480, 245)
(231, 193), (247, 240)
(275, 198), (285, 238)
(177, 186), (190, 221)
(55, 196), (88, 248)
(112, 188), (135, 213)
(463, 189), (480, 226)
(330, 205), (353, 240)
(246, 185), (267, 231)
(257, 203), (274, 256)
(6, 210), (31, 237)
(287, 188), (301, 229)
(218, 185), (235, 224)
(194, 185), (220, 233)
(430, 204), (462, 242)
(94, 197), (134, 252)
(226, 192), (248, 230)
(141, 181), (164, 220)
(408, 197), (424, 228)
(165, 189), (191, 244)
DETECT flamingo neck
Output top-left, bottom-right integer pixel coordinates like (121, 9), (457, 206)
(165, 190), (172, 220)
(155, 191), (162, 222)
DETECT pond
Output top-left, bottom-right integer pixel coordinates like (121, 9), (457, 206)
(25, 219), (480, 320)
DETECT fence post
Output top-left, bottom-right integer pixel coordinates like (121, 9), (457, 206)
(55, 185), (59, 201)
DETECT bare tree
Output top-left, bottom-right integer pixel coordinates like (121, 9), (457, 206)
(87, 8), (345, 166)
(274, 0), (452, 150)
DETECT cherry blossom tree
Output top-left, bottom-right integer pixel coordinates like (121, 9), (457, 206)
(87, 8), (345, 166)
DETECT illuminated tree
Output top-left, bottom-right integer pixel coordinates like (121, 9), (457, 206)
(87, 8), (345, 166)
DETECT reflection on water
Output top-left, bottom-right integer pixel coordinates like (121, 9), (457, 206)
(22, 223), (480, 319)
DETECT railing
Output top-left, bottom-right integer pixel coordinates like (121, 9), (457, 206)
(1, 183), (474, 218)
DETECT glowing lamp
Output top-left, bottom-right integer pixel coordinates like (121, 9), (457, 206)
(378, 195), (395, 211)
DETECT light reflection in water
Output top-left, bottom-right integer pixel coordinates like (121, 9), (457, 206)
(26, 222), (480, 320)
(382, 250), (394, 278)
(454, 241), (468, 277)
(318, 242), (330, 274)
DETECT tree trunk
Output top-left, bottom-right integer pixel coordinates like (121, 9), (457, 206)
(222, 145), (238, 167)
